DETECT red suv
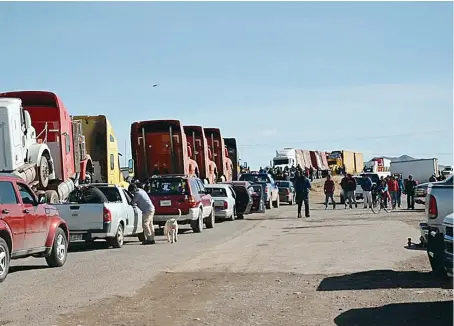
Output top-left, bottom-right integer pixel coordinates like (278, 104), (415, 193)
(0, 174), (69, 283)
(147, 175), (214, 233)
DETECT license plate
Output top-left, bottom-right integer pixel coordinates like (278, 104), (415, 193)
(70, 234), (83, 242)
(160, 200), (171, 207)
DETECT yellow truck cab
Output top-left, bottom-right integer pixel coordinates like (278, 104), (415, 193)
(73, 115), (130, 188)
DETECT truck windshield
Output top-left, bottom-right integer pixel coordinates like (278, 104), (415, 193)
(206, 187), (227, 197)
(148, 178), (188, 195)
(273, 158), (289, 165)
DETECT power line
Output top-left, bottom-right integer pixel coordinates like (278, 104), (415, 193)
(237, 129), (450, 148)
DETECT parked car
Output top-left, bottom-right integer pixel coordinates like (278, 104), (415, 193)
(220, 181), (254, 219)
(205, 184), (236, 221)
(148, 175), (214, 233)
(0, 174), (69, 283)
(250, 183), (266, 213)
(443, 213), (453, 277)
(55, 184), (144, 247)
(275, 180), (295, 205)
(414, 182), (430, 205)
(239, 173), (279, 209)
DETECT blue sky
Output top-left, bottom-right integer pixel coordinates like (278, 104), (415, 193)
(1, 1), (452, 169)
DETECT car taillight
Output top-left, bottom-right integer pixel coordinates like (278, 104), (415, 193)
(223, 201), (228, 209)
(103, 207), (112, 222)
(428, 195), (437, 219)
(188, 195), (197, 208)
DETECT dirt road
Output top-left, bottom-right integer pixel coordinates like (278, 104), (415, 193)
(1, 183), (452, 326)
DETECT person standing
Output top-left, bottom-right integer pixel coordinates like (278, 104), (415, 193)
(404, 174), (418, 210)
(324, 175), (336, 209)
(340, 173), (349, 208)
(387, 176), (399, 209)
(294, 170), (312, 218)
(344, 174), (357, 209)
(129, 184), (156, 245)
(361, 174), (373, 209)
(397, 174), (404, 208)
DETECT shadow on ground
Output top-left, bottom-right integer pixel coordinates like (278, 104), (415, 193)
(317, 269), (452, 291)
(334, 300), (453, 326)
(9, 265), (49, 274)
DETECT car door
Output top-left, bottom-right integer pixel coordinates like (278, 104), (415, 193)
(16, 182), (46, 249)
(268, 175), (278, 201)
(122, 189), (141, 235)
(0, 180), (25, 252)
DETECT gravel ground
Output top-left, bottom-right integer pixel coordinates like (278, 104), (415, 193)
(2, 178), (452, 326)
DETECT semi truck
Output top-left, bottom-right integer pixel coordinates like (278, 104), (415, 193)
(183, 125), (218, 184)
(203, 128), (233, 182)
(130, 120), (198, 181)
(390, 158), (439, 183)
(224, 138), (239, 181)
(74, 115), (130, 188)
(327, 150), (356, 174)
(354, 152), (364, 174)
(272, 148), (297, 169)
(364, 157), (391, 173)
(309, 150), (329, 176)
(0, 91), (94, 203)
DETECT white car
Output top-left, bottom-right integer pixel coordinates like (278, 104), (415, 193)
(205, 184), (236, 221)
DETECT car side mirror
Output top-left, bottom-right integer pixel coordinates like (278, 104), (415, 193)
(36, 194), (46, 204)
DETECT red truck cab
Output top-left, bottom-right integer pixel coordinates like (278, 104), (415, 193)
(203, 128), (233, 182)
(0, 173), (69, 283)
(183, 126), (218, 184)
(131, 120), (198, 181)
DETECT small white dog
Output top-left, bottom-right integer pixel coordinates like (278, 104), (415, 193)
(164, 211), (180, 243)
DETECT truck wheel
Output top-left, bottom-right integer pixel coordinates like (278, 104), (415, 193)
(45, 227), (68, 268)
(38, 156), (50, 188)
(45, 190), (59, 204)
(205, 207), (215, 229)
(191, 209), (203, 233)
(0, 238), (10, 283)
(273, 196), (280, 208)
(109, 224), (124, 248)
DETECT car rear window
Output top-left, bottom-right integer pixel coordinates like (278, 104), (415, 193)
(148, 178), (189, 195)
(239, 174), (269, 183)
(67, 186), (122, 203)
(97, 187), (122, 202)
(206, 187), (227, 197)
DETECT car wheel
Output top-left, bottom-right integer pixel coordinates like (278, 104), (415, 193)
(205, 207), (215, 229)
(109, 224), (124, 248)
(46, 227), (68, 267)
(38, 155), (50, 188)
(273, 195), (280, 208)
(427, 232), (448, 279)
(0, 238), (10, 283)
(191, 209), (203, 233)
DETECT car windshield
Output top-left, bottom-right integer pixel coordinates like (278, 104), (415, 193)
(148, 178), (188, 195)
(239, 174), (269, 183)
(206, 187), (227, 197)
(276, 181), (290, 188)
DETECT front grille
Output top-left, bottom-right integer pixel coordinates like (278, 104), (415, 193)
(446, 242), (453, 254)
(446, 226), (453, 238)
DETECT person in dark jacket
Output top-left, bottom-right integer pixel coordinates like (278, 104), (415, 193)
(397, 174), (404, 208)
(294, 170), (312, 218)
(361, 174), (373, 208)
(344, 174), (357, 209)
(404, 174), (418, 209)
(340, 174), (348, 208)
(82, 185), (108, 204)
(324, 175), (336, 209)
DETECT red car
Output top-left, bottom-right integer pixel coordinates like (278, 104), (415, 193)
(146, 175), (214, 233)
(0, 174), (69, 283)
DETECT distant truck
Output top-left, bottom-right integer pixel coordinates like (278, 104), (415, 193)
(224, 138), (239, 181)
(354, 152), (364, 174)
(390, 158), (438, 183)
(309, 151), (329, 177)
(130, 120), (198, 181)
(74, 115), (130, 188)
(204, 128), (233, 182)
(0, 91), (94, 203)
(183, 125), (218, 184)
(327, 150), (356, 174)
(272, 148), (297, 169)
(364, 157), (391, 173)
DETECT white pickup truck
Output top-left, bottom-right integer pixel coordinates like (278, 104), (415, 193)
(54, 184), (144, 248)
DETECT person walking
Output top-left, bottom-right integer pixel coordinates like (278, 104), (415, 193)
(324, 175), (336, 209)
(294, 170), (312, 218)
(129, 183), (156, 245)
(387, 176), (399, 209)
(404, 174), (418, 210)
(345, 174), (357, 209)
(340, 173), (349, 208)
(397, 174), (404, 208)
(361, 174), (373, 209)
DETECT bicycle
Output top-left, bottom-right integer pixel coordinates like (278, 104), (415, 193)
(371, 191), (392, 214)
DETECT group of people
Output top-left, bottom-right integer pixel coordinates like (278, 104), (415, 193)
(260, 165), (323, 182)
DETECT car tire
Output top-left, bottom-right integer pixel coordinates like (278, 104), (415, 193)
(0, 238), (10, 283)
(45, 227), (68, 268)
(273, 195), (280, 208)
(109, 224), (124, 248)
(205, 207), (215, 229)
(191, 209), (203, 233)
(38, 155), (50, 189)
(427, 232), (448, 279)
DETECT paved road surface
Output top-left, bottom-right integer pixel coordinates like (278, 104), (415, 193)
(1, 188), (452, 326)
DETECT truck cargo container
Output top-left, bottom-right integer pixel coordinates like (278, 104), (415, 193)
(328, 150), (356, 174)
(183, 125), (217, 184)
(354, 152), (364, 174)
(390, 158), (439, 184)
(131, 120), (198, 181)
(224, 138), (239, 181)
(204, 128), (233, 182)
(0, 91), (93, 203)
